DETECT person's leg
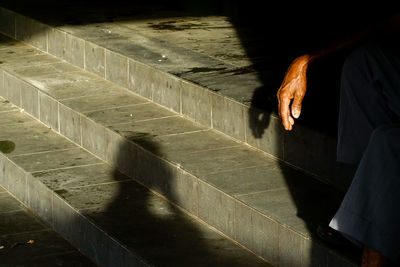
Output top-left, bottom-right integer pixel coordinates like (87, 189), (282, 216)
(337, 43), (400, 164)
(331, 43), (400, 265)
(331, 124), (400, 263)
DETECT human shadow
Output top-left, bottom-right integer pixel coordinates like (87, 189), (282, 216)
(2, 1), (398, 265)
(96, 133), (268, 266)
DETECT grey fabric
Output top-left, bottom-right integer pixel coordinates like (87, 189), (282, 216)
(330, 43), (400, 262)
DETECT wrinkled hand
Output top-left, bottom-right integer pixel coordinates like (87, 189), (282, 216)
(277, 55), (310, 131)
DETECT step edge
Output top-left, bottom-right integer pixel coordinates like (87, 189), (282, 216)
(0, 6), (354, 189)
(0, 66), (358, 266)
(0, 152), (151, 267)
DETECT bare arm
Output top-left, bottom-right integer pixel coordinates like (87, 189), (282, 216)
(277, 12), (400, 131)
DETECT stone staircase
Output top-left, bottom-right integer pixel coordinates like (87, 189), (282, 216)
(0, 3), (361, 266)
(0, 185), (96, 265)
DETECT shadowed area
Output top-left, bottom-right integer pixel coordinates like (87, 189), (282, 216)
(101, 134), (269, 266)
(0, 1), (398, 266)
(0, 185), (96, 265)
(1, 1), (396, 136)
(0, 140), (15, 153)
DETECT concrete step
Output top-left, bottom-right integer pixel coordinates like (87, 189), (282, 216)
(0, 3), (356, 191)
(0, 185), (96, 266)
(0, 34), (360, 266)
(0, 100), (269, 266)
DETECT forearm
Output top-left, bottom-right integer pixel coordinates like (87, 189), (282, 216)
(306, 31), (369, 63)
(305, 12), (400, 65)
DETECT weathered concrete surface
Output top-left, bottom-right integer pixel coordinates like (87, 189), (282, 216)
(0, 35), (360, 266)
(0, 2), (357, 190)
(0, 185), (96, 266)
(0, 98), (271, 266)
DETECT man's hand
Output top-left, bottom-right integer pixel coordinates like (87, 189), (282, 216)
(277, 55), (311, 131)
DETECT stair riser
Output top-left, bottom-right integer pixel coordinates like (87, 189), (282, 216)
(0, 67), (356, 267)
(0, 154), (149, 267)
(0, 7), (356, 191)
(0, 68), (278, 264)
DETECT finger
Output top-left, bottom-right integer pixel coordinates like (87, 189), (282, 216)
(291, 91), (305, 119)
(287, 116), (293, 131)
(277, 97), (281, 118)
(289, 116), (294, 125)
(277, 90), (282, 118)
(280, 97), (291, 130)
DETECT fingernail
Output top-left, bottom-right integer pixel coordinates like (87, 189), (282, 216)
(293, 109), (300, 118)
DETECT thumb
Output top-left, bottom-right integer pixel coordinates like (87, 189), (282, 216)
(291, 92), (304, 119)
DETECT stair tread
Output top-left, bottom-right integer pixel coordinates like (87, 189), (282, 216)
(0, 3), (358, 193)
(0, 36), (343, 239)
(0, 15), (361, 264)
(0, 186), (96, 266)
(0, 0), (345, 133)
(0, 100), (270, 266)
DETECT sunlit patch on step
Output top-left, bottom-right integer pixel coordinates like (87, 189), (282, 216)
(146, 193), (175, 219)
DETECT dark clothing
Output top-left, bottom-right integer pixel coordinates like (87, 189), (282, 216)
(336, 43), (400, 164)
(330, 43), (400, 261)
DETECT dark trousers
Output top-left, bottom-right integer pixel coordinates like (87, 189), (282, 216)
(330, 43), (400, 262)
